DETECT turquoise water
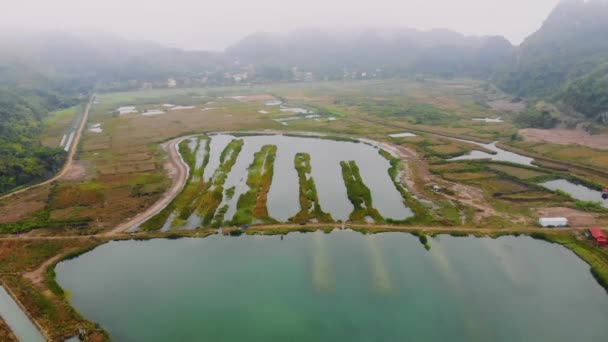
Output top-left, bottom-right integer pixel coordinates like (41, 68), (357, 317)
(56, 231), (608, 341)
(448, 141), (535, 166)
(541, 179), (608, 208)
(199, 134), (413, 223)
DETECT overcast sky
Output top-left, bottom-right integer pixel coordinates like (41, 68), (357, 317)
(1, 0), (560, 50)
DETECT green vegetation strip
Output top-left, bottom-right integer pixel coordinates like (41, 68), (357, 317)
(195, 139), (244, 227)
(291, 153), (333, 224)
(340, 160), (384, 223)
(0, 209), (92, 234)
(231, 145), (278, 225)
(140, 136), (211, 231)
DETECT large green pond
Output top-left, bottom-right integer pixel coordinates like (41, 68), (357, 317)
(56, 231), (608, 341)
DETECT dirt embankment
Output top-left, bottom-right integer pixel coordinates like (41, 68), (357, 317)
(520, 128), (608, 150)
(0, 316), (17, 342)
(394, 144), (498, 222)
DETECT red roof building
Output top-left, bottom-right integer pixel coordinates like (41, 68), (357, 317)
(589, 228), (607, 246)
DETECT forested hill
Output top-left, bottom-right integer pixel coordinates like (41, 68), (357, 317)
(226, 29), (513, 78)
(0, 86), (76, 194)
(560, 65), (608, 124)
(493, 0), (608, 122)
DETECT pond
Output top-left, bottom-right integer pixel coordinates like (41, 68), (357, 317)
(207, 134), (412, 222)
(0, 286), (45, 342)
(540, 179), (608, 207)
(55, 231), (608, 342)
(448, 141), (535, 167)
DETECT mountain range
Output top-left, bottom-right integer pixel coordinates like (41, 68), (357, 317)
(0, 0), (607, 127)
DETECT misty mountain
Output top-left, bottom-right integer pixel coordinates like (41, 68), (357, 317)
(226, 29), (514, 78)
(494, 0), (608, 98)
(0, 31), (224, 91)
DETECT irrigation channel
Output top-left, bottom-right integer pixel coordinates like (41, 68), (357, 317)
(0, 285), (45, 342)
(55, 230), (608, 342)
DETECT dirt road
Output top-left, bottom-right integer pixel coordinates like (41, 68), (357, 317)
(0, 94), (95, 201)
(106, 135), (194, 235)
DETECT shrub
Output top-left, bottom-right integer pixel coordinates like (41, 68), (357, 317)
(575, 200), (604, 212)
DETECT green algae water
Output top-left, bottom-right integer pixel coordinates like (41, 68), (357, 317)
(56, 231), (608, 341)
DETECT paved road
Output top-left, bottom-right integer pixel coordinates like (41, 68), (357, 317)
(0, 95), (95, 201)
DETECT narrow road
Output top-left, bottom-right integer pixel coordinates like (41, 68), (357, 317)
(106, 135), (195, 235)
(0, 94), (95, 201)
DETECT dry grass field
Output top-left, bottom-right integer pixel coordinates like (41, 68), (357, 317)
(1, 79), (607, 234)
(39, 106), (80, 148)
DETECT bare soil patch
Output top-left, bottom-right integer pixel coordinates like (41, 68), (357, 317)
(61, 161), (87, 181)
(520, 129), (608, 150)
(536, 207), (601, 227)
(0, 186), (49, 224)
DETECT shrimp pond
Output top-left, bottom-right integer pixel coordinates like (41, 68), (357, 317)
(55, 231), (608, 342)
(138, 134), (414, 231)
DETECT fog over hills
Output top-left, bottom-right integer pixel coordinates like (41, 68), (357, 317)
(0, 0), (607, 118)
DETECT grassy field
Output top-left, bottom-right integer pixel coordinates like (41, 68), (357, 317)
(509, 140), (608, 171)
(40, 106), (80, 148)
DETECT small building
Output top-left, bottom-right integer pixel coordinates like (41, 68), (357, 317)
(589, 228), (607, 246)
(539, 217), (568, 228)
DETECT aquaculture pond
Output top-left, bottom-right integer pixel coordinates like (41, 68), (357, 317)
(541, 179), (608, 208)
(148, 134), (413, 231)
(0, 286), (45, 342)
(449, 141), (535, 166)
(56, 231), (608, 342)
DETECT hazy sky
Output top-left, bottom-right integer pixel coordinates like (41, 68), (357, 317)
(2, 0), (560, 50)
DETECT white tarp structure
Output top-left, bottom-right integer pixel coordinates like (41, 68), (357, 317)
(539, 217), (568, 227)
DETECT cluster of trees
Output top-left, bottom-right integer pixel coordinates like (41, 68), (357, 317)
(514, 107), (558, 129)
(0, 86), (77, 193)
(560, 66), (608, 123)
